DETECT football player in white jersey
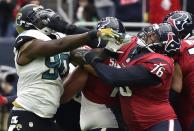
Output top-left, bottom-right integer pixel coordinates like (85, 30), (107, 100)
(7, 4), (120, 131)
(35, 9), (129, 130)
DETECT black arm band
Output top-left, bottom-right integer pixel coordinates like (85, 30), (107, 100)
(66, 24), (91, 35)
(54, 20), (100, 47)
(7, 95), (17, 104)
(87, 30), (98, 40)
(91, 62), (161, 87)
(53, 20), (90, 35)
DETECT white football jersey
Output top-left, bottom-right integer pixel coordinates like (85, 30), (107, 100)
(80, 93), (119, 130)
(14, 30), (69, 118)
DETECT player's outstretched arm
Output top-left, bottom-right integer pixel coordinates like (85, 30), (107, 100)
(60, 66), (88, 103)
(90, 62), (161, 87)
(31, 9), (108, 48)
(31, 8), (90, 35)
(73, 50), (161, 87)
(17, 28), (118, 65)
(17, 31), (97, 65)
(25, 31), (98, 58)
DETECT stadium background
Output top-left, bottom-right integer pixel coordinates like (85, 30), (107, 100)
(0, 0), (194, 131)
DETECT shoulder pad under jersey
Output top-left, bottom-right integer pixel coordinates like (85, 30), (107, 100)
(14, 30), (51, 49)
(53, 32), (66, 39)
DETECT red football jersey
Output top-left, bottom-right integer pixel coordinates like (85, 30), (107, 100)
(175, 39), (194, 131)
(83, 73), (119, 105)
(116, 37), (176, 130)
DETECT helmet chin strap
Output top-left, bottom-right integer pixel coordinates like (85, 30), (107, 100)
(40, 27), (56, 35)
(105, 41), (124, 53)
(33, 24), (55, 35)
(184, 33), (191, 39)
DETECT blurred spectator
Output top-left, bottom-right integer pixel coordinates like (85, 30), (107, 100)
(94, 0), (115, 19)
(77, 0), (98, 21)
(0, 0), (17, 37)
(27, 0), (40, 5)
(13, 0), (27, 22)
(115, 0), (142, 22)
(148, 0), (181, 23)
(0, 65), (17, 99)
(13, 0), (41, 19)
(0, 0), (41, 37)
(0, 65), (17, 131)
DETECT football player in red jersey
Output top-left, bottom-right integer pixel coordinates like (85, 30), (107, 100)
(74, 23), (182, 131)
(78, 17), (127, 131)
(164, 11), (194, 131)
(63, 17), (128, 131)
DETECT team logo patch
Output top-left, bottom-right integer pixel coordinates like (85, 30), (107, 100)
(16, 13), (22, 25)
(165, 32), (180, 53)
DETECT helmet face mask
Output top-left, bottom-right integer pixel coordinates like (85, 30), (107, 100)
(137, 23), (180, 57)
(96, 17), (126, 53)
(137, 25), (161, 53)
(16, 4), (55, 35)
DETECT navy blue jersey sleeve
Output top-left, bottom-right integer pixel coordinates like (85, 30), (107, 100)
(91, 62), (161, 87)
(139, 58), (173, 81)
(51, 21), (103, 48)
(15, 35), (35, 49)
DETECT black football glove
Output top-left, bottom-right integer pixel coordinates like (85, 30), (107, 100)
(29, 8), (77, 33)
(73, 49), (105, 64)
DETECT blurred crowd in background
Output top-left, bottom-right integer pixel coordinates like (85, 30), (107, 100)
(0, 0), (194, 38)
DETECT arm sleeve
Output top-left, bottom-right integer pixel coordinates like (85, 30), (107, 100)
(52, 20), (101, 48)
(91, 62), (161, 87)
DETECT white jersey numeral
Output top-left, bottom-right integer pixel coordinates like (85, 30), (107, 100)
(110, 86), (132, 97)
(8, 116), (19, 131)
(151, 63), (166, 77)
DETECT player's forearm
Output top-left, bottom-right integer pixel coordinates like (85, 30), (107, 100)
(29, 30), (98, 58)
(52, 20), (102, 48)
(61, 66), (88, 103)
(48, 18), (90, 35)
(91, 62), (161, 87)
(59, 31), (98, 52)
